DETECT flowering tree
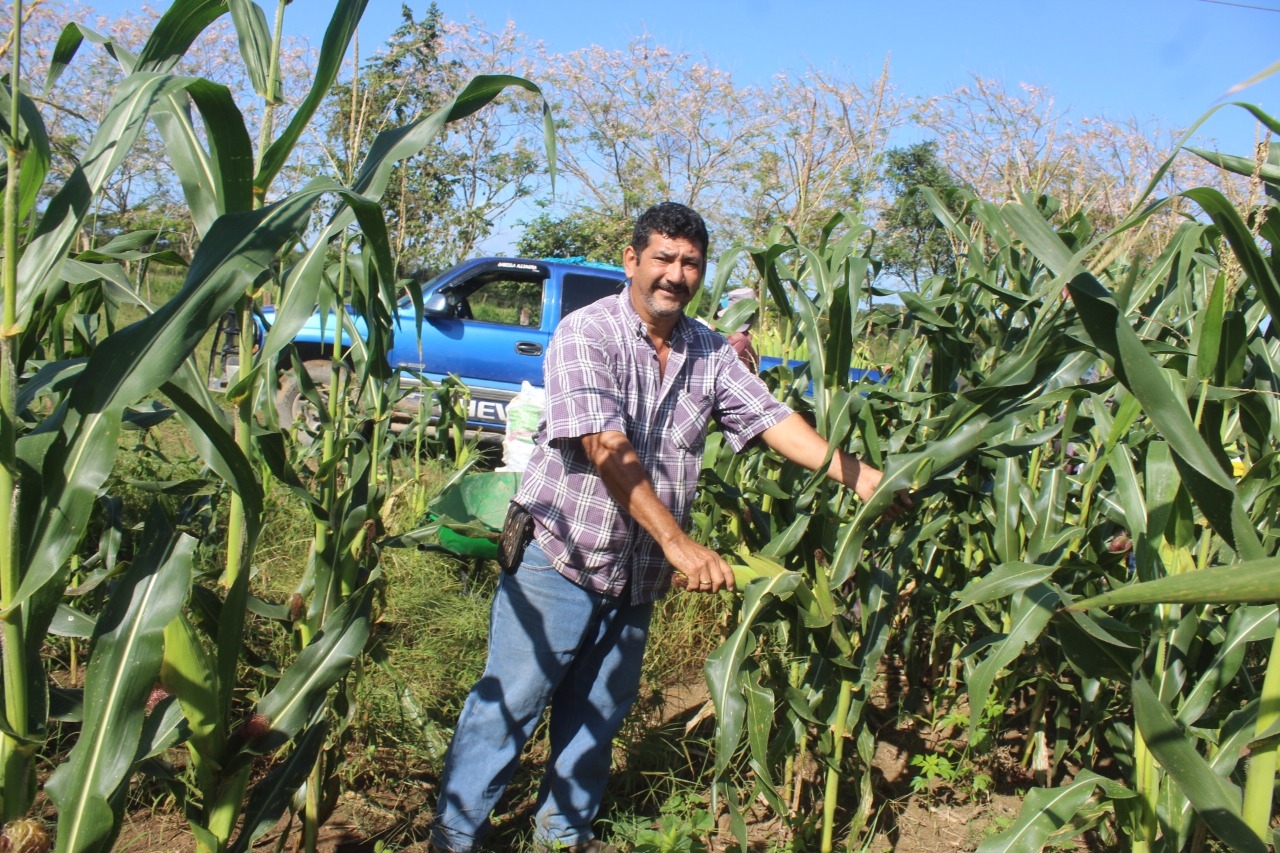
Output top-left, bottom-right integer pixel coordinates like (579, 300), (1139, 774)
(743, 61), (909, 245)
(919, 74), (1246, 247)
(537, 34), (771, 245)
(323, 5), (548, 274)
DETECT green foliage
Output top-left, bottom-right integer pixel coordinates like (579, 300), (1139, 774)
(629, 793), (715, 853)
(0, 0), (555, 850)
(515, 208), (632, 264)
(695, 114), (1280, 852)
(877, 141), (969, 291)
(327, 3), (544, 274)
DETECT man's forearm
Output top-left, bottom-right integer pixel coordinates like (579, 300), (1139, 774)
(580, 430), (687, 547)
(760, 413), (881, 498)
(580, 429), (737, 592)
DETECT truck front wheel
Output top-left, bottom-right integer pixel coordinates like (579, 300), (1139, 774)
(276, 360), (346, 440)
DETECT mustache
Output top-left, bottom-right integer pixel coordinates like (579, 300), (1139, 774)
(655, 282), (691, 296)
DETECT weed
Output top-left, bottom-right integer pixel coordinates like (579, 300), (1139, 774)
(615, 792), (714, 853)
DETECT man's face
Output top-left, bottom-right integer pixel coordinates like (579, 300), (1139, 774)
(623, 233), (706, 324)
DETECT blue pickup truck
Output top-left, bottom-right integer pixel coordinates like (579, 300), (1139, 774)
(210, 257), (629, 434)
(208, 255), (880, 436)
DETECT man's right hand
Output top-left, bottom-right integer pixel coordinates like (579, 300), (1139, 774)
(665, 535), (736, 593)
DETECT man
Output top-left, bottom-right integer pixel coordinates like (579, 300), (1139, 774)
(430, 202), (907, 853)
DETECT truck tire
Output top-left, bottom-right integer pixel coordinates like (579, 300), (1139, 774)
(276, 360), (345, 441)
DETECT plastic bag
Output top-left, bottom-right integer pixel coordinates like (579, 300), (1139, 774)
(497, 381), (545, 472)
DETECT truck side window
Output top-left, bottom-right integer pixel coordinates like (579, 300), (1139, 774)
(467, 279), (544, 326)
(562, 273), (625, 317)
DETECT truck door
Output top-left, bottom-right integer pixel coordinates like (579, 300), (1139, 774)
(391, 260), (551, 425)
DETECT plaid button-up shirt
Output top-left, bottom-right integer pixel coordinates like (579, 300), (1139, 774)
(514, 288), (793, 604)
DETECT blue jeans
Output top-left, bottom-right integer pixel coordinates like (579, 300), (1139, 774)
(432, 542), (654, 852)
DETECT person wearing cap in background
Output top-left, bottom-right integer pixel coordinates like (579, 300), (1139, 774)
(716, 286), (759, 371)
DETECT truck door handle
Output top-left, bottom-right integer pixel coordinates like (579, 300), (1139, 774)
(515, 341), (543, 356)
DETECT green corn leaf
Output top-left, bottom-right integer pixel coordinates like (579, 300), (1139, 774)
(1055, 612), (1140, 681)
(226, 719), (329, 853)
(963, 583), (1057, 741)
(254, 0), (367, 195)
(993, 454), (1023, 565)
(1072, 558), (1280, 608)
(153, 78), (255, 235)
(952, 562), (1057, 609)
(1089, 394), (1146, 538)
(1027, 467), (1067, 562)
(10, 409), (121, 621)
(1195, 275), (1227, 386)
(135, 0), (227, 72)
(1179, 606), (1278, 726)
(44, 22), (140, 94)
(1003, 198), (1083, 281)
(742, 664), (777, 804)
(0, 83), (50, 220)
(161, 377), (263, 535)
(49, 603), (96, 639)
(248, 578), (377, 753)
(848, 559), (903, 728)
(261, 75), (542, 365)
(17, 73), (198, 330)
(830, 414), (990, 585)
(1184, 187), (1280, 337)
(135, 696), (190, 762)
(1069, 273), (1265, 561)
(227, 0), (279, 102)
(46, 506), (194, 853)
(160, 612), (223, 760)
(1132, 678), (1266, 853)
(706, 572), (802, 778)
(1187, 148), (1280, 185)
(976, 769), (1131, 853)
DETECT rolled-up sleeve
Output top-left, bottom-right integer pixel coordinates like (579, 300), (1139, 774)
(713, 350), (793, 451)
(542, 315), (628, 441)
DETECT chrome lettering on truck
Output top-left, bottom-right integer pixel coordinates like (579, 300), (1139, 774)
(468, 399), (508, 423)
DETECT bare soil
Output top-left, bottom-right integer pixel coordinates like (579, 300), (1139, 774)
(102, 678), (1040, 853)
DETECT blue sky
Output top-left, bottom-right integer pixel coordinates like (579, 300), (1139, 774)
(79, 0), (1278, 155)
(318, 0), (1279, 155)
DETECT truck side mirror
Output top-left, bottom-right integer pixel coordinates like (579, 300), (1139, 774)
(423, 292), (452, 317)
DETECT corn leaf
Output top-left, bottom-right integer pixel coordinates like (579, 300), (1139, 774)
(249, 578), (377, 753)
(227, 0), (279, 102)
(1069, 273), (1265, 560)
(976, 769), (1132, 853)
(46, 506), (194, 853)
(254, 0), (367, 194)
(17, 73), (198, 330)
(706, 572), (802, 779)
(952, 562), (1057, 609)
(160, 612), (222, 760)
(1072, 558), (1280, 608)
(963, 583), (1057, 741)
(1132, 678), (1266, 853)
(1179, 606), (1278, 726)
(0, 84), (50, 220)
(135, 0), (227, 72)
(226, 720), (329, 853)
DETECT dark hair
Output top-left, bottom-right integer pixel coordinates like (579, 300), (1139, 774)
(630, 202), (709, 258)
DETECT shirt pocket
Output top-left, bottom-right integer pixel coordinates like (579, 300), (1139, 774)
(671, 390), (713, 451)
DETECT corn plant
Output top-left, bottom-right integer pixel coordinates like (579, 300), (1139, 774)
(699, 113), (1280, 852)
(0, 1), (556, 851)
